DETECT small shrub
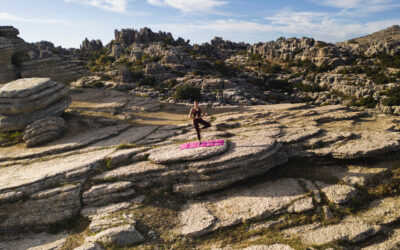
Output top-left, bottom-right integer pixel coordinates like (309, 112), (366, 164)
(192, 70), (203, 76)
(214, 60), (234, 77)
(137, 76), (156, 87)
(351, 96), (377, 108)
(171, 71), (186, 77)
(261, 63), (281, 74)
(117, 143), (138, 150)
(292, 82), (326, 92)
(168, 79), (178, 88)
(376, 53), (400, 68)
(247, 78), (265, 89)
(174, 85), (201, 101)
(267, 79), (292, 92)
(0, 130), (23, 146)
(100, 74), (112, 81)
(96, 55), (115, 66)
(382, 86), (400, 106)
(248, 53), (263, 61)
(114, 57), (131, 67)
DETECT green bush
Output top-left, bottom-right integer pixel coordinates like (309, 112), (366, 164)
(376, 53), (400, 68)
(171, 71), (186, 77)
(114, 57), (131, 67)
(249, 53), (263, 61)
(352, 96), (377, 108)
(337, 66), (364, 75)
(292, 82), (326, 92)
(96, 55), (115, 66)
(168, 79), (178, 87)
(137, 76), (156, 87)
(192, 70), (203, 76)
(174, 85), (201, 101)
(365, 66), (396, 84)
(89, 81), (105, 88)
(247, 78), (265, 89)
(261, 63), (281, 74)
(383, 87), (400, 106)
(214, 60), (234, 77)
(267, 79), (292, 92)
(289, 59), (317, 72)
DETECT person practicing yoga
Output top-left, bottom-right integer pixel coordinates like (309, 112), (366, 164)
(189, 101), (211, 144)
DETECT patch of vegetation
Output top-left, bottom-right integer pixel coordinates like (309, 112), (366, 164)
(267, 79), (293, 93)
(337, 66), (364, 75)
(248, 53), (263, 61)
(292, 81), (327, 92)
(97, 55), (115, 66)
(0, 130), (23, 147)
(167, 78), (178, 88)
(214, 60), (235, 77)
(56, 216), (90, 250)
(88, 80), (105, 88)
(171, 70), (186, 77)
(382, 86), (400, 106)
(116, 143), (139, 150)
(137, 76), (156, 87)
(376, 53), (400, 68)
(351, 96), (378, 108)
(174, 85), (202, 101)
(261, 63), (282, 74)
(288, 59), (333, 73)
(365, 66), (396, 84)
(247, 78), (265, 89)
(192, 69), (204, 76)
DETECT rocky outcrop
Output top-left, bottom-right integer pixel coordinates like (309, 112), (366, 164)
(94, 129), (288, 196)
(113, 27), (187, 48)
(249, 37), (351, 66)
(193, 36), (248, 59)
(81, 38), (103, 51)
(0, 78), (70, 132)
(0, 26), (87, 85)
(22, 117), (67, 147)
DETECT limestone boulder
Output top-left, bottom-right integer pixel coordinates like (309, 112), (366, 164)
(0, 78), (71, 133)
(23, 117), (67, 147)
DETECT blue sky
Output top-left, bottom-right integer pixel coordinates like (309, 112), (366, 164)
(0, 0), (400, 48)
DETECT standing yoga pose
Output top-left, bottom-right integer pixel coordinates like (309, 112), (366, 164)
(189, 101), (211, 144)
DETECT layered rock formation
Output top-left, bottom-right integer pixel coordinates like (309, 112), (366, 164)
(0, 26), (88, 84)
(1, 88), (400, 249)
(23, 117), (67, 147)
(0, 78), (70, 133)
(249, 37), (352, 66)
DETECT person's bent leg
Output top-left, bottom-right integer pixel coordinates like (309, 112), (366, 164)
(199, 118), (211, 129)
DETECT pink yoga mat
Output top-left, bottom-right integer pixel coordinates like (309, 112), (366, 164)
(180, 139), (225, 150)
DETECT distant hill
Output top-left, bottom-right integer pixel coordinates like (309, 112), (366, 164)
(346, 25), (400, 45)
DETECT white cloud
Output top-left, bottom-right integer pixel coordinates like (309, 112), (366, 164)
(309, 0), (400, 14)
(0, 12), (67, 24)
(153, 12), (400, 44)
(64, 0), (127, 13)
(147, 0), (228, 13)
